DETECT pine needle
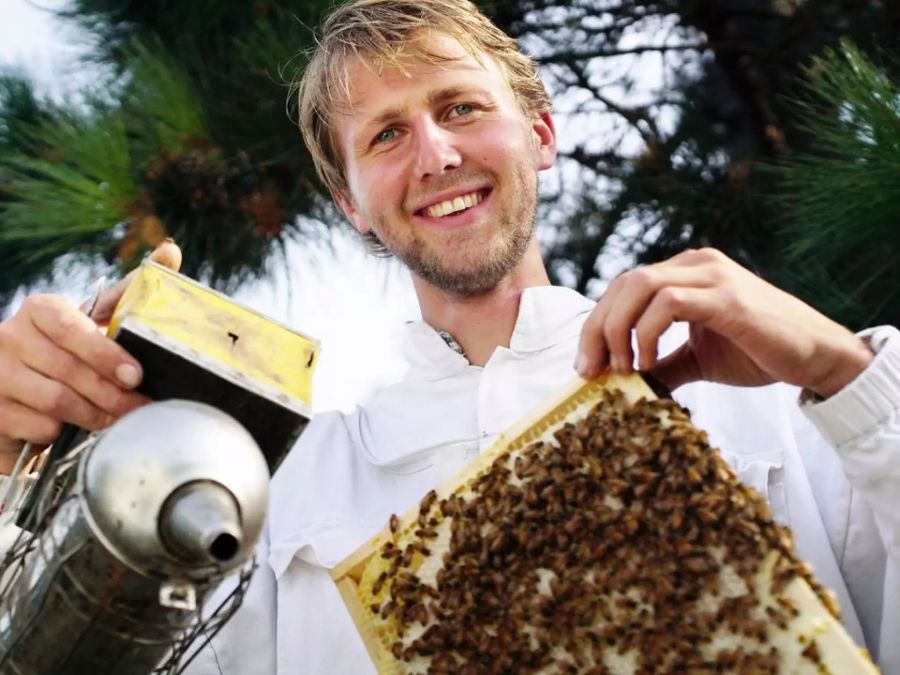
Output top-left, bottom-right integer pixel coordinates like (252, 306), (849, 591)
(766, 40), (900, 328)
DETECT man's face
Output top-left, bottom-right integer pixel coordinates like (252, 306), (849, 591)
(333, 34), (556, 297)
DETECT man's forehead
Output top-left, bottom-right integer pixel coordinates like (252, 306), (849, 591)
(335, 34), (498, 113)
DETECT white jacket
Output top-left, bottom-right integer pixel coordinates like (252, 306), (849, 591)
(184, 286), (900, 674)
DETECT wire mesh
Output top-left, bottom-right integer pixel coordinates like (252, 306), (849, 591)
(0, 436), (257, 674)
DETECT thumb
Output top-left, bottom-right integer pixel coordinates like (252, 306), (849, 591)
(87, 239), (183, 324)
(647, 341), (701, 393)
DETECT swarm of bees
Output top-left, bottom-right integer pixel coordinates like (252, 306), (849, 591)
(353, 387), (875, 675)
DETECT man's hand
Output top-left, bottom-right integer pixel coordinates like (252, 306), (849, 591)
(0, 241), (182, 472)
(575, 248), (873, 397)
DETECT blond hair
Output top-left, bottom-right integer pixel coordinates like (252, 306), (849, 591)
(296, 0), (551, 198)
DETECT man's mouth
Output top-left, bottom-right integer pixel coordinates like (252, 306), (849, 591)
(419, 190), (488, 219)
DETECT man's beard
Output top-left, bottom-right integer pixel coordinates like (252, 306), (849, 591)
(376, 167), (538, 298)
(399, 220), (533, 297)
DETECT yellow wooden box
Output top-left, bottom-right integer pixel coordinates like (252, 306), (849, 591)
(107, 260), (319, 471)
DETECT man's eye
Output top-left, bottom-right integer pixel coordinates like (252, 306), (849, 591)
(449, 103), (474, 118)
(374, 128), (396, 144)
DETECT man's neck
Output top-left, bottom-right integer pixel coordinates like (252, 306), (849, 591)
(413, 240), (551, 366)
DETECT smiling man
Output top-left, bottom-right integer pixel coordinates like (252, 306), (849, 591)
(329, 32), (551, 305)
(184, 1), (900, 672)
(0, 0), (898, 673)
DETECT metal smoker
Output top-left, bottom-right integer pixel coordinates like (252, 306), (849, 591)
(0, 400), (270, 674)
(0, 261), (319, 674)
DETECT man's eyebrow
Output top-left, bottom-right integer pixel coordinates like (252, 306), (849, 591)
(365, 85), (492, 128)
(427, 85), (481, 107)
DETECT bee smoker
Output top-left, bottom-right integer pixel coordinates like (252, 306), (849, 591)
(0, 399), (270, 674)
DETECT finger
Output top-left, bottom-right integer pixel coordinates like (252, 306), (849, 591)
(151, 238), (183, 270)
(3, 360), (117, 432)
(23, 295), (144, 390)
(665, 247), (732, 270)
(576, 326), (609, 379)
(601, 265), (716, 375)
(648, 342), (702, 393)
(637, 286), (720, 389)
(11, 322), (149, 417)
(577, 252), (726, 379)
(88, 239), (183, 323)
(632, 286), (696, 371)
(575, 283), (617, 379)
(0, 396), (64, 447)
(80, 269), (138, 321)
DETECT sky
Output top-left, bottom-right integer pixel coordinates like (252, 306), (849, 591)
(0, 0), (420, 414)
(0, 0), (98, 98)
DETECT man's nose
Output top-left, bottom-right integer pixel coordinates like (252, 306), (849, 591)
(412, 117), (462, 179)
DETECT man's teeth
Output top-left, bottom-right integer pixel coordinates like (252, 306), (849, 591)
(424, 191), (484, 218)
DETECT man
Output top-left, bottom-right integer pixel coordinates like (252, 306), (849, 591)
(0, 0), (897, 673)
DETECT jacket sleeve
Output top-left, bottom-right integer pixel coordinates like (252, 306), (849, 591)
(182, 520), (278, 675)
(801, 325), (900, 565)
(801, 327), (900, 675)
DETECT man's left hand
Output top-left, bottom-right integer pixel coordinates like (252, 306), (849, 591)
(575, 248), (873, 398)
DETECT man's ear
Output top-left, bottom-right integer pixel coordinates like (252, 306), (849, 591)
(331, 189), (371, 235)
(532, 111), (557, 171)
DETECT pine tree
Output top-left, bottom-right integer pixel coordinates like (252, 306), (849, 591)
(766, 41), (900, 328)
(0, 1), (335, 309)
(487, 0), (899, 307)
(1, 0), (898, 325)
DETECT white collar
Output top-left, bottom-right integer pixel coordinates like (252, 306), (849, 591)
(401, 285), (594, 377)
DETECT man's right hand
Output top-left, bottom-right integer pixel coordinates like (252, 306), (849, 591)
(0, 241), (182, 473)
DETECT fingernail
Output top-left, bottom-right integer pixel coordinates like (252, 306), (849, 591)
(611, 356), (622, 373)
(575, 353), (588, 377)
(116, 363), (142, 388)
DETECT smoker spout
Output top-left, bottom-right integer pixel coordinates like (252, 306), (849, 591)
(159, 481), (243, 565)
(80, 399), (269, 579)
(0, 401), (270, 675)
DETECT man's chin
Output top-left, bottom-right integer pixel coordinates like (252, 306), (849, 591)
(409, 260), (511, 298)
(399, 228), (533, 297)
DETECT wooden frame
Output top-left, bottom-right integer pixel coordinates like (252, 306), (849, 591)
(331, 374), (878, 674)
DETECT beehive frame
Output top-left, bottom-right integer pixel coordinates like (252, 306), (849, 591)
(331, 374), (877, 674)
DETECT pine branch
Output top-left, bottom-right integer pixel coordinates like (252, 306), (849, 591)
(767, 40), (900, 327)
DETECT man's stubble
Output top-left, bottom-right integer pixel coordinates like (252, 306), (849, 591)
(375, 160), (538, 299)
